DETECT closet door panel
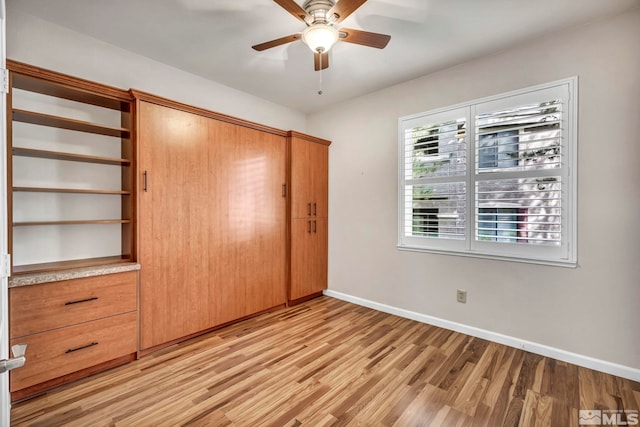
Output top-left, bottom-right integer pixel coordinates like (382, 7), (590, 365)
(290, 217), (327, 301)
(208, 122), (286, 326)
(310, 143), (329, 218)
(290, 218), (315, 301)
(290, 138), (313, 219)
(139, 101), (212, 350)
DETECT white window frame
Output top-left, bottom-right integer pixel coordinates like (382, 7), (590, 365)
(398, 78), (577, 267)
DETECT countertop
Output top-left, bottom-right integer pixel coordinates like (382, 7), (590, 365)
(8, 263), (141, 287)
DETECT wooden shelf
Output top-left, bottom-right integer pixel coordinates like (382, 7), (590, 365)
(13, 109), (130, 138)
(11, 72), (130, 112)
(13, 220), (131, 227)
(11, 255), (133, 275)
(13, 187), (130, 195)
(12, 147), (131, 166)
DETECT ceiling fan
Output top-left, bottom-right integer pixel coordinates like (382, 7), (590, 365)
(252, 0), (391, 71)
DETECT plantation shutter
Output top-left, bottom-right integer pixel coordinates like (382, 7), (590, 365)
(472, 85), (570, 258)
(398, 79), (576, 265)
(399, 108), (468, 250)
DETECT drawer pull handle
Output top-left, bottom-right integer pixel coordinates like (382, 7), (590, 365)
(65, 297), (98, 306)
(66, 342), (99, 354)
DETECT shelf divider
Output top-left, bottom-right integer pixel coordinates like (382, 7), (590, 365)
(12, 147), (131, 166)
(13, 219), (131, 227)
(13, 187), (130, 195)
(13, 109), (130, 138)
(11, 255), (134, 275)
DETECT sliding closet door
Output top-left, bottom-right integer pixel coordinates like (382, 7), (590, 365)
(138, 101), (212, 350)
(208, 121), (287, 325)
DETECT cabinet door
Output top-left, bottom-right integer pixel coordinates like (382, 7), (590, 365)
(310, 142), (329, 218)
(290, 218), (327, 301)
(291, 138), (328, 219)
(208, 122), (287, 325)
(138, 102), (212, 350)
(290, 138), (313, 219)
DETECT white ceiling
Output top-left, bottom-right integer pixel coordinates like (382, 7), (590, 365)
(9, 0), (639, 113)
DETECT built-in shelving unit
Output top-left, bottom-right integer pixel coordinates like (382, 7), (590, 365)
(7, 60), (135, 274)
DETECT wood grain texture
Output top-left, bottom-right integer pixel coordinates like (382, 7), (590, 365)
(289, 135), (329, 301)
(286, 130), (331, 147)
(11, 256), (133, 275)
(10, 354), (136, 403)
(8, 60), (132, 106)
(207, 121), (287, 325)
(130, 89), (287, 137)
(9, 271), (137, 338)
(138, 101), (287, 350)
(290, 136), (329, 219)
(9, 312), (137, 392)
(11, 297), (638, 426)
(290, 218), (327, 300)
(12, 109), (130, 138)
(12, 147), (131, 165)
(138, 101), (213, 350)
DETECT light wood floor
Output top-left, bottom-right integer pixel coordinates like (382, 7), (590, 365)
(11, 296), (640, 426)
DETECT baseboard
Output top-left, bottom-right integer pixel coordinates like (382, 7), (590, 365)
(323, 289), (640, 382)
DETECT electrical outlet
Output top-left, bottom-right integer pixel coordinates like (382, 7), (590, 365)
(457, 289), (467, 304)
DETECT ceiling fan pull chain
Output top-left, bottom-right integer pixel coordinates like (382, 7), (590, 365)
(318, 52), (324, 95)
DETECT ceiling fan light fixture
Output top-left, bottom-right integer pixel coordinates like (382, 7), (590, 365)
(302, 24), (339, 53)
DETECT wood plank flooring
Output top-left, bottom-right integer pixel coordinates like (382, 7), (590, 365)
(11, 296), (640, 426)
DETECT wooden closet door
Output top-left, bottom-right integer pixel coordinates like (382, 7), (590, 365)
(138, 101), (212, 350)
(290, 137), (328, 219)
(290, 218), (327, 300)
(208, 122), (287, 326)
(310, 142), (329, 218)
(290, 138), (313, 219)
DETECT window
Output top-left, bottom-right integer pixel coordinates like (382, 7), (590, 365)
(398, 79), (576, 266)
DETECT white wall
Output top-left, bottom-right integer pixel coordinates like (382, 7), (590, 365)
(309, 9), (640, 371)
(6, 10), (306, 132)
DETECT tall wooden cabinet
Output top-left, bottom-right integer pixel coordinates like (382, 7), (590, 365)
(136, 96), (288, 351)
(288, 132), (330, 303)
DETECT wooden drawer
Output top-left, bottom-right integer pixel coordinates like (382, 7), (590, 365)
(9, 312), (137, 392)
(10, 271), (137, 338)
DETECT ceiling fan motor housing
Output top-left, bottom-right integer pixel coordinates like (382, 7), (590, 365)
(303, 0), (336, 24)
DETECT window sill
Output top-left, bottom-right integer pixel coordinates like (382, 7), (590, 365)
(396, 244), (577, 268)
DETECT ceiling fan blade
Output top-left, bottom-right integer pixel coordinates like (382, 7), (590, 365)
(273, 0), (311, 24)
(338, 28), (391, 49)
(327, 0), (368, 24)
(314, 52), (329, 71)
(252, 34), (301, 51)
